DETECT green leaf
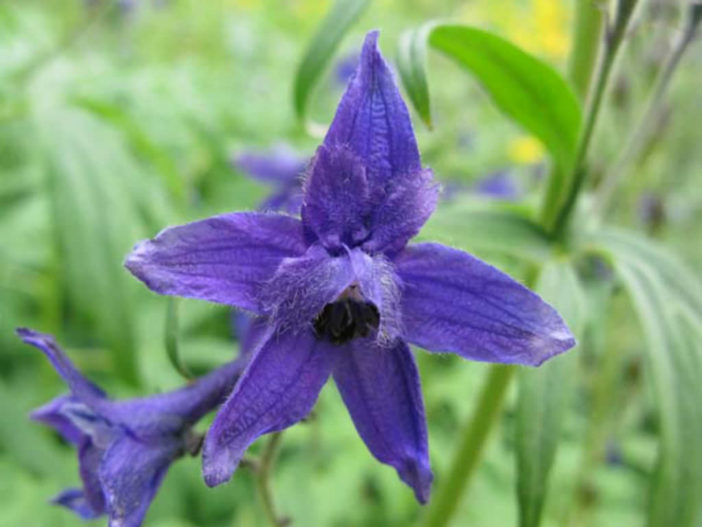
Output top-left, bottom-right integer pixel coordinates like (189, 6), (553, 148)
(293, 0), (369, 125)
(417, 199), (552, 263)
(597, 231), (702, 527)
(515, 259), (584, 527)
(590, 228), (702, 317)
(74, 97), (186, 207)
(396, 24), (582, 171)
(397, 24), (434, 127)
(36, 108), (146, 384)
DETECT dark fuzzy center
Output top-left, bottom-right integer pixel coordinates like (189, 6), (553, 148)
(313, 298), (380, 344)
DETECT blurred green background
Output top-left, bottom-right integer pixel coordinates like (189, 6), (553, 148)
(0, 1), (699, 526)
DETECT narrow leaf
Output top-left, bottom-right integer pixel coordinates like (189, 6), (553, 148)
(516, 260), (584, 527)
(293, 0), (369, 124)
(602, 236), (702, 527)
(396, 24), (582, 172)
(37, 108), (145, 384)
(397, 24), (435, 127)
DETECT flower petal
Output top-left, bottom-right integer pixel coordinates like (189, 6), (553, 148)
(107, 358), (247, 437)
(348, 248), (402, 343)
(31, 395), (85, 445)
(361, 167), (438, 255)
(99, 435), (181, 527)
(234, 146), (306, 185)
(17, 328), (106, 402)
(125, 212), (306, 311)
(314, 30), (437, 254)
(202, 329), (336, 486)
(260, 244), (356, 333)
(52, 488), (103, 520)
(395, 243), (575, 366)
(333, 338), (432, 503)
(301, 144), (371, 250)
(325, 30), (421, 185)
(78, 438), (108, 515)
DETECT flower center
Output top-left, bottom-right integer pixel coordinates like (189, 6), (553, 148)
(313, 297), (380, 344)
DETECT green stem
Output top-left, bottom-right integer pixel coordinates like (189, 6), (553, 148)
(421, 365), (515, 527)
(548, 0), (639, 239)
(568, 0), (606, 101)
(540, 0), (606, 232)
(256, 432), (290, 527)
(592, 9), (700, 217)
(165, 298), (192, 380)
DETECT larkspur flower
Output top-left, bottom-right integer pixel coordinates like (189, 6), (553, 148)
(234, 145), (307, 215)
(125, 31), (575, 503)
(19, 329), (246, 527)
(473, 170), (521, 200)
(334, 52), (360, 86)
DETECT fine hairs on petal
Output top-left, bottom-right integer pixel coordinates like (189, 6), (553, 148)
(259, 245), (356, 334)
(349, 249), (403, 345)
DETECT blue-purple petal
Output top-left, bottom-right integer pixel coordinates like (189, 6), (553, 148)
(125, 212), (306, 312)
(202, 329), (336, 486)
(395, 243), (575, 366)
(78, 439), (108, 514)
(333, 338), (432, 503)
(31, 395), (85, 445)
(473, 170), (521, 200)
(17, 328), (105, 403)
(52, 488), (103, 519)
(361, 167), (438, 255)
(99, 435), (182, 527)
(348, 248), (402, 343)
(106, 357), (246, 436)
(307, 30), (437, 254)
(234, 146), (306, 185)
(324, 30), (421, 185)
(301, 144), (371, 249)
(260, 244), (356, 333)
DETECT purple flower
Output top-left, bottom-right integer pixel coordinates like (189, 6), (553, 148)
(233, 145), (307, 215)
(473, 170), (521, 200)
(125, 31), (575, 503)
(334, 52), (360, 86)
(19, 328), (245, 527)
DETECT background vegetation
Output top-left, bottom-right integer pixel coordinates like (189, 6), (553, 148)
(0, 1), (699, 526)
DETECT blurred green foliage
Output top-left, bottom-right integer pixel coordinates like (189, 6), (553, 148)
(0, 1), (699, 527)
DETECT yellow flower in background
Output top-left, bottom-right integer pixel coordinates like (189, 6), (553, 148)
(508, 135), (545, 164)
(458, 0), (572, 62)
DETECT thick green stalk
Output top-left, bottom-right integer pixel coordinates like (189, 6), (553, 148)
(547, 0), (639, 239)
(568, 0), (606, 101)
(421, 365), (515, 527)
(540, 0), (606, 232)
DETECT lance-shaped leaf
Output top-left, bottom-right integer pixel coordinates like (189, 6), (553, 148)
(397, 24), (582, 174)
(293, 0), (370, 126)
(594, 231), (702, 527)
(515, 260), (584, 527)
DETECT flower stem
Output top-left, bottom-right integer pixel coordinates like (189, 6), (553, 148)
(547, 0), (639, 239)
(592, 7), (701, 217)
(256, 432), (290, 527)
(421, 364), (515, 527)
